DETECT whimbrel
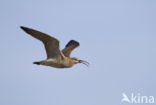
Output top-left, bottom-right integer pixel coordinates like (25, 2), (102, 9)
(20, 26), (89, 68)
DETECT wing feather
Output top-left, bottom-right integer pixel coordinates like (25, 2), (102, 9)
(62, 40), (79, 57)
(20, 26), (63, 59)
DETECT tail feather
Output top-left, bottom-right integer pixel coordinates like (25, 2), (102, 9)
(33, 62), (40, 65)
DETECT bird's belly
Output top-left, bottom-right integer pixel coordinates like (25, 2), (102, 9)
(49, 63), (68, 68)
(43, 59), (72, 68)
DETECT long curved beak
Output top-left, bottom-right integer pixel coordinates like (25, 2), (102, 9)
(79, 60), (90, 67)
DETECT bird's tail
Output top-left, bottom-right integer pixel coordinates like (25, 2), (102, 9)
(33, 62), (41, 65)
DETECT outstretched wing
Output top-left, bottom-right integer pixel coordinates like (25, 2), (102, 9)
(62, 40), (80, 57)
(20, 26), (63, 59)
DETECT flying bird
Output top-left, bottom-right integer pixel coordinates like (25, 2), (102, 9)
(20, 26), (89, 68)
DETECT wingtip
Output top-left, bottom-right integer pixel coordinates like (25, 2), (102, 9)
(66, 40), (80, 47)
(20, 26), (25, 30)
(20, 26), (30, 32)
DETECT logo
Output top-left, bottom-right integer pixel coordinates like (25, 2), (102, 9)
(121, 92), (155, 104)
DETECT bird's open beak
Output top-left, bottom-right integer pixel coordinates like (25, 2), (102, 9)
(79, 60), (89, 67)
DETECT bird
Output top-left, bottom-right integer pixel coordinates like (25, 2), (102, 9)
(20, 26), (89, 68)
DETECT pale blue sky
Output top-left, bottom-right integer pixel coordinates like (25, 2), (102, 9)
(0, 0), (156, 105)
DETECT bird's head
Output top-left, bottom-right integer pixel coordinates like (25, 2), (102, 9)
(71, 57), (89, 67)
